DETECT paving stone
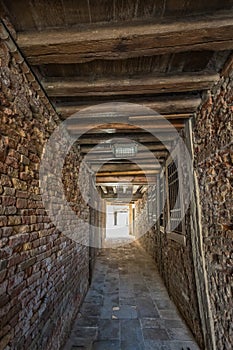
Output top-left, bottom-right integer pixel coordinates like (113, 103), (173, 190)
(63, 243), (200, 350)
(164, 319), (185, 328)
(97, 319), (120, 340)
(143, 328), (170, 341)
(140, 318), (165, 329)
(144, 340), (168, 350)
(162, 341), (201, 350)
(72, 327), (98, 339)
(166, 327), (195, 341)
(136, 297), (160, 318)
(121, 341), (145, 350)
(153, 299), (174, 310)
(112, 305), (137, 319)
(92, 340), (120, 350)
(120, 319), (144, 348)
(159, 309), (181, 320)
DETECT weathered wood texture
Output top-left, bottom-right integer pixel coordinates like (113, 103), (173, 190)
(56, 96), (201, 118)
(43, 72), (219, 97)
(96, 175), (157, 184)
(17, 13), (233, 64)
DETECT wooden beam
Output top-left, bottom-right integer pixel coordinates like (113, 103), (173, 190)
(96, 170), (159, 176)
(66, 121), (185, 133)
(93, 164), (161, 172)
(81, 144), (170, 154)
(77, 132), (176, 145)
(101, 193), (142, 200)
(87, 158), (164, 164)
(56, 96), (201, 118)
(17, 12), (233, 64)
(43, 72), (219, 97)
(221, 53), (233, 77)
(96, 175), (157, 184)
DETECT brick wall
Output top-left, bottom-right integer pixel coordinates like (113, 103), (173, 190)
(193, 67), (233, 350)
(0, 27), (90, 350)
(135, 181), (204, 348)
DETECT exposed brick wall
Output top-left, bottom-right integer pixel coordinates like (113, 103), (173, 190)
(193, 68), (233, 350)
(136, 138), (204, 348)
(0, 29), (90, 350)
(136, 202), (204, 348)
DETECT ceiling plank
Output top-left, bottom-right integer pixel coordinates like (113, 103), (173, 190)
(56, 96), (201, 118)
(96, 170), (159, 176)
(87, 159), (164, 164)
(101, 193), (142, 200)
(81, 144), (170, 154)
(17, 12), (233, 64)
(77, 132), (176, 144)
(94, 164), (161, 172)
(96, 175), (157, 184)
(43, 72), (219, 97)
(66, 121), (185, 133)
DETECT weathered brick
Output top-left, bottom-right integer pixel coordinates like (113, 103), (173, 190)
(16, 198), (28, 208)
(0, 37), (90, 350)
(7, 215), (21, 225)
(12, 178), (27, 190)
(0, 216), (7, 226)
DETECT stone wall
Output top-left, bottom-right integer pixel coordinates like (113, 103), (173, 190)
(136, 137), (204, 348)
(193, 66), (233, 350)
(0, 26), (90, 350)
(136, 201), (204, 348)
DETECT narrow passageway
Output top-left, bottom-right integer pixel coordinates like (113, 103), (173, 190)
(64, 242), (200, 350)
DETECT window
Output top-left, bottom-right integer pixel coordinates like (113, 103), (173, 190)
(148, 185), (157, 225)
(166, 146), (186, 245)
(114, 212), (117, 226)
(157, 170), (165, 229)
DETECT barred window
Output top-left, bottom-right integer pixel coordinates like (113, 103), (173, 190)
(148, 185), (157, 224)
(167, 158), (183, 234)
(158, 171), (165, 228)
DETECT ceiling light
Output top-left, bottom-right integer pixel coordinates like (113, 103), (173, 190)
(111, 143), (138, 158)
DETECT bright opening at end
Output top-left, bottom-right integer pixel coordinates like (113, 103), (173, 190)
(106, 204), (135, 241)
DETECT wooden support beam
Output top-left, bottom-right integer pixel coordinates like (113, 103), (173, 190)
(43, 72), (218, 97)
(81, 144), (170, 154)
(101, 193), (142, 200)
(96, 170), (159, 176)
(66, 121), (185, 133)
(96, 175), (157, 184)
(56, 96), (201, 118)
(221, 53), (233, 77)
(77, 132), (176, 145)
(94, 164), (161, 172)
(87, 158), (164, 165)
(17, 12), (233, 64)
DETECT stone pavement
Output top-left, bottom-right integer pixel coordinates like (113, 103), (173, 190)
(63, 241), (200, 350)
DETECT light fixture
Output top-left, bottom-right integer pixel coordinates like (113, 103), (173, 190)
(111, 142), (138, 158)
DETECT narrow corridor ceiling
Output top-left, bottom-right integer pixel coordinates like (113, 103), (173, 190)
(1, 0), (233, 199)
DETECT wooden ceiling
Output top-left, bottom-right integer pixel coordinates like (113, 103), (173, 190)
(1, 0), (233, 201)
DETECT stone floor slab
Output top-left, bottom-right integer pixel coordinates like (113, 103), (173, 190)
(63, 242), (200, 350)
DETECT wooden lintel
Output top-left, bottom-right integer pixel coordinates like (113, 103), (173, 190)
(56, 96), (201, 117)
(17, 12), (233, 64)
(81, 144), (171, 154)
(96, 170), (159, 176)
(77, 132), (176, 145)
(66, 121), (185, 133)
(96, 175), (157, 184)
(221, 53), (233, 77)
(87, 158), (164, 164)
(43, 72), (219, 97)
(93, 163), (161, 172)
(101, 193), (142, 200)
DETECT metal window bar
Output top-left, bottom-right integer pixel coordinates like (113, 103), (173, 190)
(167, 160), (182, 234)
